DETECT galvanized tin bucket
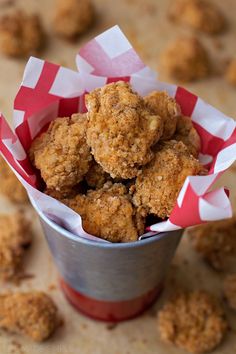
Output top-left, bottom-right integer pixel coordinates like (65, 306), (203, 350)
(31, 198), (182, 322)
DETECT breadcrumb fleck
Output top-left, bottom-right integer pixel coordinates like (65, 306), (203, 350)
(160, 37), (210, 82)
(157, 290), (228, 354)
(0, 10), (44, 57)
(225, 59), (236, 86)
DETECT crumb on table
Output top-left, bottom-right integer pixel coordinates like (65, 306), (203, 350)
(225, 59), (236, 86)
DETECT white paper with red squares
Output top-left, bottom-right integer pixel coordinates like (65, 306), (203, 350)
(0, 25), (236, 241)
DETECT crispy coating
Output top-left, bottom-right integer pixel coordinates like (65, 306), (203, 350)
(64, 182), (145, 242)
(144, 91), (181, 140)
(169, 0), (226, 35)
(0, 291), (58, 341)
(0, 213), (31, 281)
(160, 37), (210, 82)
(133, 140), (204, 219)
(86, 81), (164, 179)
(223, 274), (236, 310)
(225, 59), (236, 86)
(85, 159), (111, 189)
(174, 115), (201, 157)
(53, 0), (94, 39)
(29, 114), (92, 192)
(189, 217), (236, 271)
(157, 290), (228, 354)
(0, 157), (28, 204)
(0, 10), (44, 57)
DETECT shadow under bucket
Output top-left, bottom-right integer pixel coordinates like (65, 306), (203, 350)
(31, 197), (182, 322)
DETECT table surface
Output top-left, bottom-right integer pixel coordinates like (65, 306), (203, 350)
(0, 0), (236, 353)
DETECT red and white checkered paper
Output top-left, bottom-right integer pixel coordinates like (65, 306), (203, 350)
(0, 25), (236, 242)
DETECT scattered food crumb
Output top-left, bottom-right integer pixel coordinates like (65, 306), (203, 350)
(225, 59), (236, 87)
(106, 323), (118, 330)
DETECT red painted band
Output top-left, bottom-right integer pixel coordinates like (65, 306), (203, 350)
(60, 279), (163, 322)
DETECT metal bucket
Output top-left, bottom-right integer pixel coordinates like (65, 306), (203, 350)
(31, 198), (182, 322)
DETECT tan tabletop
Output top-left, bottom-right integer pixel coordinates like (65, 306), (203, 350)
(0, 0), (236, 353)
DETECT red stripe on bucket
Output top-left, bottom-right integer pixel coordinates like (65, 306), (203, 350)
(60, 279), (163, 322)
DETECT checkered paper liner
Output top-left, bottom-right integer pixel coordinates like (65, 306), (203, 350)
(0, 25), (236, 242)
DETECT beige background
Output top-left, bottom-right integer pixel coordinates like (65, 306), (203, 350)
(0, 0), (236, 353)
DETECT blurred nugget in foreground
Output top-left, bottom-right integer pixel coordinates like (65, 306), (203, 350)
(160, 37), (210, 82)
(53, 0), (95, 40)
(0, 157), (28, 203)
(169, 0), (226, 35)
(0, 213), (32, 281)
(0, 292), (59, 341)
(157, 290), (228, 354)
(189, 217), (236, 271)
(0, 9), (45, 57)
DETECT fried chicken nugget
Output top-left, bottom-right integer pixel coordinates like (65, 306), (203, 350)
(0, 213), (31, 281)
(157, 290), (228, 354)
(133, 140), (204, 219)
(85, 81), (164, 179)
(189, 217), (236, 271)
(169, 0), (226, 35)
(0, 291), (59, 341)
(64, 182), (145, 242)
(174, 115), (201, 157)
(53, 0), (94, 40)
(144, 91), (181, 140)
(160, 37), (210, 82)
(223, 274), (236, 310)
(29, 114), (92, 192)
(0, 157), (28, 204)
(85, 159), (111, 189)
(0, 10), (45, 58)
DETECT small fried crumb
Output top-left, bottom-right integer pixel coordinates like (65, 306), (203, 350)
(157, 290), (228, 354)
(160, 37), (210, 82)
(63, 182), (145, 242)
(225, 59), (236, 87)
(53, 0), (94, 40)
(29, 114), (92, 192)
(223, 274), (236, 310)
(174, 115), (201, 157)
(0, 157), (28, 204)
(0, 213), (31, 281)
(0, 291), (59, 341)
(85, 159), (111, 189)
(133, 140), (204, 219)
(169, 0), (226, 35)
(0, 10), (45, 57)
(144, 91), (181, 140)
(189, 217), (236, 271)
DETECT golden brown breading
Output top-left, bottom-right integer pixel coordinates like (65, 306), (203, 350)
(53, 0), (94, 39)
(132, 140), (204, 219)
(157, 290), (228, 354)
(225, 59), (236, 87)
(223, 274), (236, 310)
(0, 291), (59, 341)
(86, 81), (164, 179)
(189, 217), (236, 271)
(0, 157), (28, 204)
(160, 37), (210, 82)
(29, 114), (92, 192)
(0, 10), (44, 57)
(144, 91), (181, 140)
(174, 115), (201, 157)
(0, 213), (31, 281)
(85, 159), (111, 189)
(64, 182), (145, 242)
(169, 0), (226, 35)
